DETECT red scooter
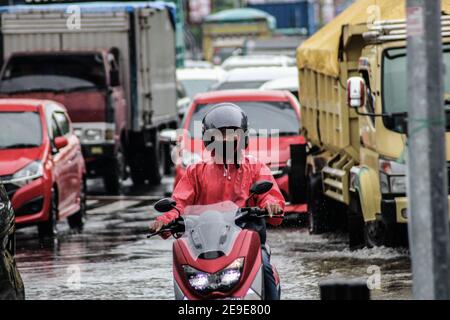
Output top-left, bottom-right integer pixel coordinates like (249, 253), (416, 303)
(148, 181), (282, 300)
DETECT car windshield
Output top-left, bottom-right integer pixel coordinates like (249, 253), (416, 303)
(181, 201), (241, 259)
(0, 112), (42, 149)
(188, 101), (300, 138)
(181, 79), (217, 98)
(0, 54), (106, 94)
(215, 81), (267, 91)
(383, 45), (450, 132)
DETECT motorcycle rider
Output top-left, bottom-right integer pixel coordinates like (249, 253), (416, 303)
(149, 103), (284, 300)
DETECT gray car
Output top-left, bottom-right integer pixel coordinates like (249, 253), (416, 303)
(0, 183), (24, 300)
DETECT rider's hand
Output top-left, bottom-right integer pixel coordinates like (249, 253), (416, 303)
(265, 203), (283, 217)
(149, 220), (164, 233)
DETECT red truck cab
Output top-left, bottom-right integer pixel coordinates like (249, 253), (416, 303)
(0, 50), (127, 194)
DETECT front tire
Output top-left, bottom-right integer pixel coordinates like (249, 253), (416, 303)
(307, 173), (331, 234)
(364, 220), (396, 248)
(68, 177), (87, 232)
(348, 193), (365, 249)
(38, 188), (58, 239)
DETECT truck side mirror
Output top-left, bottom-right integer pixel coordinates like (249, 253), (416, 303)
(110, 69), (120, 87)
(347, 77), (366, 108)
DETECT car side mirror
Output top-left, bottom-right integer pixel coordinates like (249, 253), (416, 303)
(110, 69), (120, 87)
(347, 77), (366, 109)
(154, 198), (177, 213)
(54, 136), (68, 150)
(250, 180), (273, 195)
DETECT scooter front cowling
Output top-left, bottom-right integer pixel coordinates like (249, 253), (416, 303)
(172, 229), (265, 300)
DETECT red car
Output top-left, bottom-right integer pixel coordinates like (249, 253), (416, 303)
(174, 90), (307, 217)
(0, 99), (86, 238)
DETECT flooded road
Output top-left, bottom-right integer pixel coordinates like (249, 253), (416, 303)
(15, 177), (412, 300)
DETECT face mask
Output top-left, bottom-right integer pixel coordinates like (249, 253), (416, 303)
(214, 139), (238, 164)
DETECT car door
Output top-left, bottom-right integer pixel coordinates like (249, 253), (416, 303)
(51, 111), (79, 214)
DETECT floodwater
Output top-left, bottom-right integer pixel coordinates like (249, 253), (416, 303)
(14, 178), (412, 300)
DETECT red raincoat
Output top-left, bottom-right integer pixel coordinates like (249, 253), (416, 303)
(156, 155), (285, 226)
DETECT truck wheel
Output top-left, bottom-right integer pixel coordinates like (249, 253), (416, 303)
(129, 153), (146, 186)
(348, 193), (365, 249)
(146, 138), (164, 186)
(364, 220), (396, 248)
(162, 143), (173, 175)
(307, 172), (331, 234)
(38, 189), (58, 239)
(68, 177), (86, 232)
(103, 148), (125, 194)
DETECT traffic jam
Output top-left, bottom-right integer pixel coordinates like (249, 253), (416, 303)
(1, 0), (448, 303)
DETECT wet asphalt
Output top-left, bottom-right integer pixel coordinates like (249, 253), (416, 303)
(14, 176), (412, 300)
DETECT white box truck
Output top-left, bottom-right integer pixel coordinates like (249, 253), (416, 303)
(0, 2), (178, 193)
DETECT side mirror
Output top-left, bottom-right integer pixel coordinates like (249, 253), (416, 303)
(347, 77), (366, 109)
(110, 69), (120, 87)
(250, 180), (273, 195)
(54, 136), (68, 150)
(154, 198), (177, 213)
(160, 129), (177, 146)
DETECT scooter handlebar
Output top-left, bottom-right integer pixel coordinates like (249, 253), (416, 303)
(238, 207), (284, 219)
(147, 219), (184, 238)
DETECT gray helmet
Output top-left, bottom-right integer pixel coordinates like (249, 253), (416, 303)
(202, 103), (249, 149)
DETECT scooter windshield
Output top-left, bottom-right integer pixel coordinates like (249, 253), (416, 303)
(182, 201), (242, 260)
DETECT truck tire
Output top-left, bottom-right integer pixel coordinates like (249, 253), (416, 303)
(103, 147), (125, 195)
(307, 172), (332, 234)
(129, 153), (146, 186)
(145, 136), (164, 186)
(162, 142), (173, 175)
(68, 177), (86, 232)
(348, 193), (365, 249)
(364, 220), (396, 248)
(38, 188), (58, 239)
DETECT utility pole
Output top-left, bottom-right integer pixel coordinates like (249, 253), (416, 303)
(406, 0), (450, 299)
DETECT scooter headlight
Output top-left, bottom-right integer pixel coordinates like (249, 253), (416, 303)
(182, 257), (244, 294)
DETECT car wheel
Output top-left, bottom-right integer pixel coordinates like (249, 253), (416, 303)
(68, 177), (86, 232)
(38, 188), (58, 239)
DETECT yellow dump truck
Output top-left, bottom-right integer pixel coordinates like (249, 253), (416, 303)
(297, 0), (450, 248)
(202, 8), (275, 64)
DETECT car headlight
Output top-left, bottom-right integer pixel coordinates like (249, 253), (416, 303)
(9, 161), (43, 187)
(379, 159), (406, 194)
(181, 150), (202, 168)
(85, 129), (103, 142)
(182, 257), (244, 294)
